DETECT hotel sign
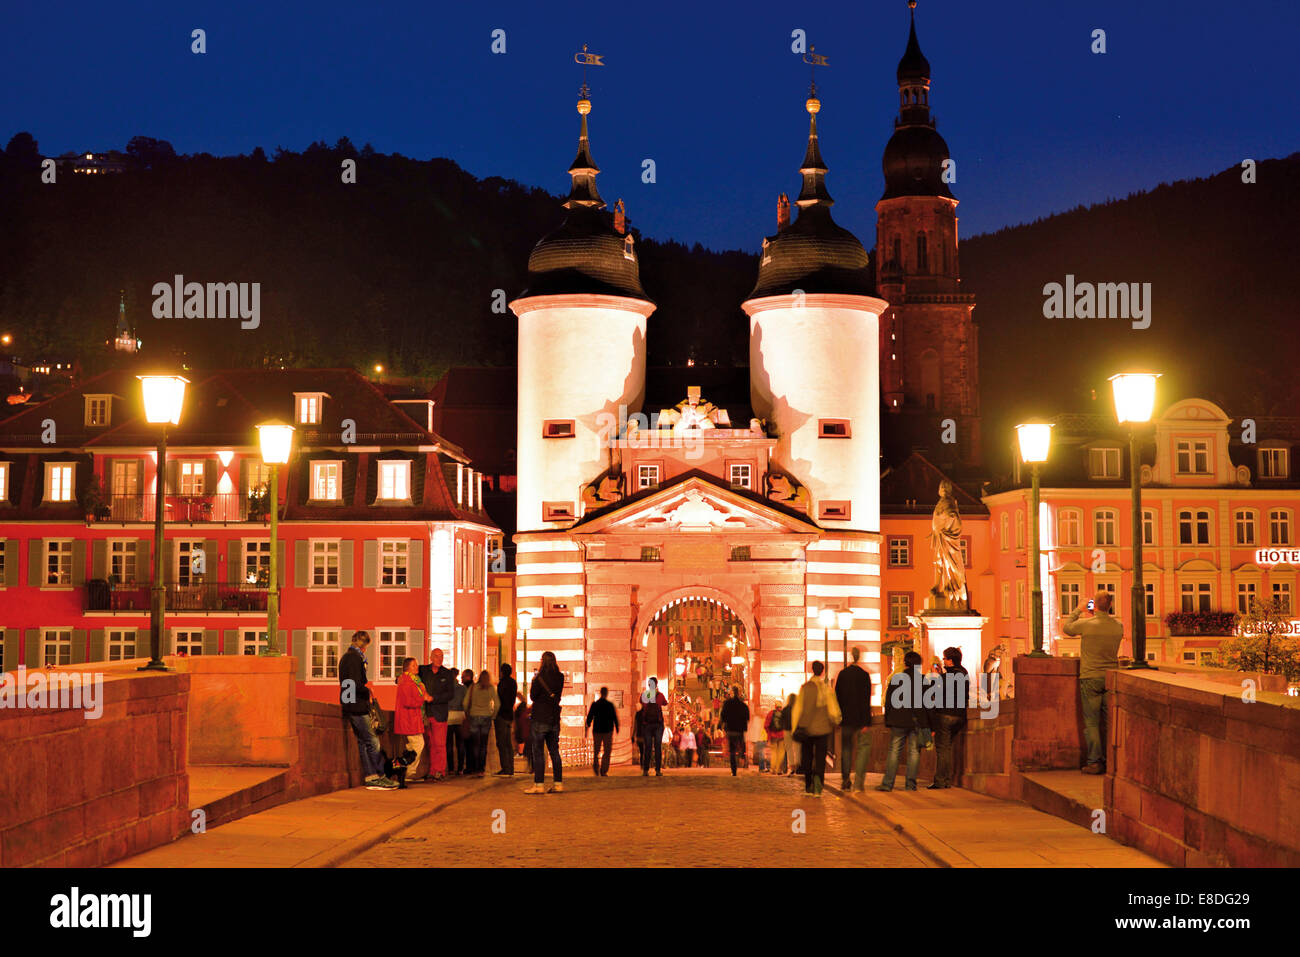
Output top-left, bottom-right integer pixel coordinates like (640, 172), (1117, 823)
(1256, 548), (1300, 566)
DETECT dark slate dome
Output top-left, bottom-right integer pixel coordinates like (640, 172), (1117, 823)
(520, 97), (651, 302)
(881, 123), (954, 200)
(747, 96), (874, 300)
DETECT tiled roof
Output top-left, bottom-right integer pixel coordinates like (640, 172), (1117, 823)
(881, 452), (988, 515)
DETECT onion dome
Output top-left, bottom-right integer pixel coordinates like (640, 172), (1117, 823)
(896, 0), (931, 84)
(747, 94), (873, 300)
(521, 94), (650, 301)
(881, 1), (955, 201)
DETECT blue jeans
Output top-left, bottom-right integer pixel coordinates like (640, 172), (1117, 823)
(880, 727), (920, 790)
(467, 715), (492, 773)
(347, 713), (384, 779)
(531, 723), (562, 784)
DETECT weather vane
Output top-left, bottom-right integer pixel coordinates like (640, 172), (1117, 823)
(574, 43), (605, 99)
(803, 45), (828, 97)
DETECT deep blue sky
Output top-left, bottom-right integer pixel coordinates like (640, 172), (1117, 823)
(6, 0), (1297, 251)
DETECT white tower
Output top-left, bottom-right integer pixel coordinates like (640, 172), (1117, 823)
(744, 91), (887, 531)
(511, 92), (656, 532)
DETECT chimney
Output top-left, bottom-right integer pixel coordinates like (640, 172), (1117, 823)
(614, 198), (626, 235)
(777, 193), (790, 230)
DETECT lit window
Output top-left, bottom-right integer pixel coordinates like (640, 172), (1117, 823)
(296, 393), (324, 425)
(309, 629), (341, 679)
(378, 460), (411, 500)
(244, 540), (270, 585)
(1093, 509), (1116, 547)
(179, 460), (205, 496)
(43, 629), (72, 666)
(107, 629), (136, 662)
(376, 629), (405, 680)
(1088, 448), (1121, 480)
(1235, 510), (1256, 546)
(729, 463), (753, 490)
(84, 395), (110, 427)
(637, 464), (660, 490)
(46, 463), (75, 502)
(311, 540), (340, 587)
(0, 462), (9, 501)
(1180, 582), (1212, 613)
(1269, 509), (1292, 546)
(311, 461), (342, 501)
(109, 540), (137, 583)
(381, 540), (409, 587)
(729, 545), (751, 561)
(45, 540), (73, 585)
(1260, 448), (1289, 479)
(887, 537), (911, 567)
(640, 545), (662, 562)
(1176, 440), (1211, 475)
(176, 540), (205, 584)
(888, 593), (912, 628)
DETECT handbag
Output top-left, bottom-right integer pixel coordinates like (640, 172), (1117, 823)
(368, 697), (387, 736)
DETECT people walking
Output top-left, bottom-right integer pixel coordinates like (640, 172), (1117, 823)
(584, 686), (620, 776)
(720, 686), (751, 776)
(1063, 591), (1124, 774)
(680, 724), (697, 767)
(696, 724), (711, 768)
(780, 693), (799, 775)
(446, 669), (471, 775)
(834, 646), (874, 792)
(494, 663), (518, 776)
(339, 631), (398, 789)
(463, 669), (500, 777)
(418, 648), (456, 782)
(879, 651), (932, 791)
(791, 661), (842, 796)
(525, 650), (565, 794)
(765, 700), (786, 777)
(394, 657), (432, 783)
(640, 677), (668, 776)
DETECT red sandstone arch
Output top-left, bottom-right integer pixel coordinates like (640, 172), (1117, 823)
(633, 584), (759, 653)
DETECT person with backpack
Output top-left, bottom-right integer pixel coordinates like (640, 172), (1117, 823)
(525, 650), (565, 794)
(791, 661), (842, 797)
(765, 700), (787, 775)
(463, 669), (500, 777)
(640, 677), (668, 776)
(394, 657), (432, 783)
(719, 686), (751, 776)
(339, 631), (398, 789)
(584, 686), (620, 777)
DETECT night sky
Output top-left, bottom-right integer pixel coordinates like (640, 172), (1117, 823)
(5, 0), (1297, 252)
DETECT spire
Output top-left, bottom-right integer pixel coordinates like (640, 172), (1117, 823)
(796, 94), (833, 208)
(564, 47), (606, 209)
(116, 290), (129, 337)
(897, 0), (931, 84)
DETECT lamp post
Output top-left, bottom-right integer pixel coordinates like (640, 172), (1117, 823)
(1016, 422), (1054, 657)
(517, 610), (532, 683)
(492, 615), (508, 674)
(817, 607), (836, 673)
(137, 375), (188, 672)
(837, 610), (854, 678)
(1110, 373), (1161, 669)
(255, 420), (294, 656)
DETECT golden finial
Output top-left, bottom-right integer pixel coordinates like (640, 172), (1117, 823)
(802, 44), (828, 105)
(574, 43), (604, 112)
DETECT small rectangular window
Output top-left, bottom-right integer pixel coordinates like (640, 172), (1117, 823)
(637, 464), (660, 489)
(85, 395), (111, 427)
(818, 419), (851, 438)
(309, 629), (341, 679)
(295, 393), (324, 425)
(543, 420), (575, 438)
(46, 463), (75, 502)
(545, 598), (572, 617)
(729, 545), (751, 561)
(640, 545), (662, 562)
(1260, 448), (1289, 479)
(729, 463), (753, 489)
(818, 501), (851, 520)
(543, 501), (575, 522)
(311, 461), (342, 501)
(377, 460), (411, 500)
(1088, 448), (1121, 479)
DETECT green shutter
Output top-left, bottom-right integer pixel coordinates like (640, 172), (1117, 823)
(363, 540), (377, 588)
(204, 458), (217, 495)
(340, 541), (354, 588)
(293, 629), (308, 680)
(24, 629), (41, 667)
(294, 540), (308, 588)
(89, 629), (106, 662)
(157, 626), (173, 656)
(222, 628), (240, 655)
(409, 540), (423, 588)
(71, 628), (87, 664)
(410, 629), (425, 664)
(72, 540), (86, 585)
(164, 540), (175, 583)
(138, 538), (151, 584)
(277, 542), (286, 584)
(203, 629), (220, 656)
(203, 539), (219, 580)
(28, 540), (42, 586)
(229, 540), (242, 584)
(92, 539), (107, 580)
(277, 629), (287, 659)
(3, 540), (15, 587)
(3, 629), (18, 672)
(164, 459), (178, 495)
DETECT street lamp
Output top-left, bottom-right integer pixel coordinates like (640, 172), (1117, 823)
(1016, 421), (1054, 657)
(517, 610), (533, 682)
(817, 607), (836, 674)
(492, 615), (507, 674)
(137, 374), (188, 671)
(1110, 373), (1161, 669)
(837, 610), (854, 678)
(256, 420), (294, 656)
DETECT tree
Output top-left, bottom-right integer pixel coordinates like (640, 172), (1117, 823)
(1220, 598), (1300, 681)
(4, 132), (41, 171)
(125, 136), (178, 170)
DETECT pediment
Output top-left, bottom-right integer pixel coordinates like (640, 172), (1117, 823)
(571, 473), (820, 536)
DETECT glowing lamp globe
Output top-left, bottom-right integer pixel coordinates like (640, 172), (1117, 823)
(1109, 373), (1161, 424)
(137, 375), (188, 425)
(837, 611), (854, 632)
(818, 607), (837, 629)
(1015, 422), (1053, 464)
(491, 615), (508, 636)
(256, 420), (295, 465)
(731, 655), (746, 665)
(517, 610), (533, 632)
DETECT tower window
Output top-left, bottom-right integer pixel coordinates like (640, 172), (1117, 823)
(916, 233), (928, 273)
(818, 419), (851, 438)
(543, 501), (575, 522)
(818, 501), (851, 521)
(543, 420), (575, 438)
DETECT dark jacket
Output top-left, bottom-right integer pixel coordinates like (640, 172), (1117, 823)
(938, 665), (970, 722)
(497, 674), (518, 721)
(418, 664), (457, 721)
(633, 706), (644, 739)
(720, 697), (750, 734)
(338, 645), (370, 715)
(835, 663), (873, 729)
(530, 669), (565, 728)
(883, 667), (934, 732)
(514, 700), (531, 744)
(585, 697), (620, 734)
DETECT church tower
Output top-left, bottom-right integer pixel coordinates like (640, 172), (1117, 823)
(511, 87), (655, 533)
(876, 0), (980, 467)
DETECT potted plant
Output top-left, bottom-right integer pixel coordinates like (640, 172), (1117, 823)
(247, 484), (270, 522)
(78, 474), (108, 523)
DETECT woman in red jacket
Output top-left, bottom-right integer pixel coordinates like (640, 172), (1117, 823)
(395, 657), (432, 782)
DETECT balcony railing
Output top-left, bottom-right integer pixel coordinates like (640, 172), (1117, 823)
(85, 580), (269, 612)
(104, 493), (267, 524)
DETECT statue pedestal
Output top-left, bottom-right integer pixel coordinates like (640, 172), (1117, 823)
(909, 606), (987, 677)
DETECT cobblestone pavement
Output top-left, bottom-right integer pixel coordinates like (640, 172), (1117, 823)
(344, 767), (933, 868)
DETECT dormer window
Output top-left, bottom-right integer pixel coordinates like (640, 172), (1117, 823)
(84, 395), (111, 427)
(1260, 447), (1289, 480)
(623, 234), (636, 261)
(310, 461), (342, 501)
(295, 392), (325, 425)
(377, 460), (411, 501)
(45, 463), (75, 502)
(1087, 447), (1121, 479)
(1175, 439), (1211, 475)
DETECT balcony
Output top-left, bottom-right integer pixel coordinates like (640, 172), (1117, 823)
(104, 493), (268, 524)
(85, 580), (269, 613)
